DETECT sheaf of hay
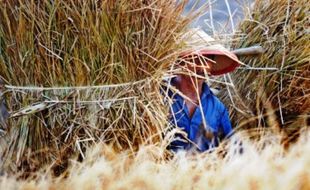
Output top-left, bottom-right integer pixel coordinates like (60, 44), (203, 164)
(0, 0), (194, 174)
(220, 0), (310, 136)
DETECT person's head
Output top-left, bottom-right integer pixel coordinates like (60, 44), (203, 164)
(179, 29), (241, 76)
(177, 49), (241, 77)
(177, 54), (215, 79)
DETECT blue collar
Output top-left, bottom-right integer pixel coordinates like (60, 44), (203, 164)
(201, 83), (212, 99)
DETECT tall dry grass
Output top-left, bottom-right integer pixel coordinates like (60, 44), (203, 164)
(0, 130), (309, 190)
(0, 0), (309, 189)
(0, 0), (195, 175)
(220, 0), (310, 136)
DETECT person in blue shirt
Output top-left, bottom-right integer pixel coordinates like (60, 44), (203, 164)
(167, 45), (241, 153)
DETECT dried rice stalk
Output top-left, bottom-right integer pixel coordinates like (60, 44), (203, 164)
(223, 0), (310, 135)
(0, 0), (193, 174)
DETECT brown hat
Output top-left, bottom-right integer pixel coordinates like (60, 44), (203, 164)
(180, 29), (242, 76)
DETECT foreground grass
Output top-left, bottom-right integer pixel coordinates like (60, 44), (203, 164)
(1, 130), (309, 190)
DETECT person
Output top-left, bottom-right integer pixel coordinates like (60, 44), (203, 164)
(166, 29), (241, 152)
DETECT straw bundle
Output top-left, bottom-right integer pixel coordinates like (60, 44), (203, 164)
(0, 0), (192, 174)
(225, 0), (310, 135)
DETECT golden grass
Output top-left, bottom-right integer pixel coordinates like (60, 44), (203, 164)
(220, 0), (310, 133)
(0, 0), (309, 189)
(0, 130), (309, 190)
(0, 0), (195, 174)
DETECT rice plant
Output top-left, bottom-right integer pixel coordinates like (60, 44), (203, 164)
(0, 130), (309, 190)
(0, 0), (193, 174)
(0, 0), (309, 189)
(221, 0), (310, 138)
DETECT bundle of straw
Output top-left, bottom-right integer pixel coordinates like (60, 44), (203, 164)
(0, 0), (192, 174)
(224, 0), (310, 136)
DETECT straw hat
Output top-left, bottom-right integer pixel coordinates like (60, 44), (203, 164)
(179, 29), (242, 76)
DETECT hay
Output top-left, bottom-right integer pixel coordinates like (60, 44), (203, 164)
(0, 131), (310, 190)
(223, 0), (310, 134)
(0, 0), (193, 174)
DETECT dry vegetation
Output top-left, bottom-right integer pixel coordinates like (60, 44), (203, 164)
(0, 0), (193, 174)
(224, 0), (310, 133)
(0, 0), (309, 189)
(0, 130), (309, 190)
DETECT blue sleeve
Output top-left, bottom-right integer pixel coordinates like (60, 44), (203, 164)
(220, 108), (233, 138)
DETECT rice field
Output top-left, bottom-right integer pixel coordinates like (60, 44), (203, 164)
(0, 0), (309, 189)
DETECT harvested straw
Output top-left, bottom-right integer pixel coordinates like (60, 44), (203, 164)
(223, 0), (310, 135)
(0, 0), (193, 174)
(0, 130), (310, 190)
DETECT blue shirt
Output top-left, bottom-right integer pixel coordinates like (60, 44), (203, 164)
(168, 82), (232, 152)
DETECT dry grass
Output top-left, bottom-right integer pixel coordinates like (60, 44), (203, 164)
(0, 0), (309, 189)
(220, 0), (310, 134)
(0, 0), (194, 174)
(0, 130), (309, 190)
